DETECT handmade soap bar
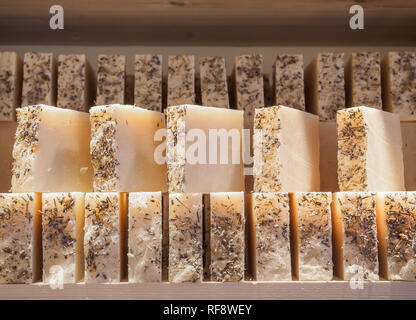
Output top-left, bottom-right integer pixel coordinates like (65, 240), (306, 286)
(248, 192), (291, 281)
(332, 192), (379, 281)
(0, 52), (21, 120)
(290, 192), (333, 280)
(96, 54), (126, 105)
(57, 54), (93, 112)
(305, 52), (345, 120)
(0, 193), (41, 284)
(346, 52), (382, 109)
(273, 54), (305, 111)
(169, 193), (203, 283)
(337, 106), (405, 192)
(11, 104), (93, 193)
(319, 121), (338, 192)
(382, 51), (416, 120)
(21, 52), (56, 107)
(0, 121), (17, 192)
(401, 122), (416, 190)
(199, 56), (229, 108)
(167, 55), (195, 106)
(42, 192), (85, 283)
(134, 54), (162, 112)
(90, 104), (166, 192)
(166, 104), (244, 193)
(128, 192), (162, 283)
(253, 105), (320, 193)
(377, 192), (416, 281)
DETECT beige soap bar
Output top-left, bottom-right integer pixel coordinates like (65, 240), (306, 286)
(90, 104), (166, 192)
(0, 52), (21, 120)
(337, 106), (405, 192)
(253, 105), (320, 193)
(332, 192), (379, 281)
(305, 52), (345, 120)
(11, 104), (93, 193)
(166, 104), (244, 193)
(248, 192), (291, 281)
(401, 122), (416, 190)
(319, 121), (338, 192)
(169, 193), (203, 283)
(346, 52), (382, 109)
(377, 192), (416, 281)
(382, 51), (416, 121)
(0, 193), (41, 284)
(128, 192), (162, 283)
(134, 54), (162, 112)
(209, 192), (245, 282)
(290, 192), (333, 281)
(96, 54), (126, 105)
(57, 54), (93, 112)
(0, 121), (17, 192)
(273, 54), (305, 111)
(42, 192), (85, 284)
(167, 55), (195, 107)
(199, 56), (229, 108)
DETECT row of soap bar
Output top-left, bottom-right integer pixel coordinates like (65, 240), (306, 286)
(1, 191), (415, 284)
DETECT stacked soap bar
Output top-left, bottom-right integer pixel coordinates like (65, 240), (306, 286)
(0, 121), (17, 192)
(0, 52), (21, 121)
(199, 56), (229, 108)
(167, 55), (195, 106)
(319, 121), (338, 192)
(96, 54), (126, 105)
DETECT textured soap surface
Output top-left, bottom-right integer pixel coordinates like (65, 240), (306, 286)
(167, 55), (195, 107)
(199, 56), (229, 108)
(96, 54), (125, 105)
(0, 52), (20, 120)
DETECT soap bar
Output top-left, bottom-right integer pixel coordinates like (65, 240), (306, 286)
(248, 192), (291, 281)
(337, 106), (405, 191)
(169, 193), (203, 283)
(209, 192), (245, 282)
(42, 192), (84, 283)
(290, 192), (333, 280)
(273, 54), (305, 111)
(253, 105), (320, 193)
(401, 122), (416, 190)
(84, 192), (126, 283)
(167, 55), (195, 106)
(305, 52), (345, 120)
(319, 121), (338, 192)
(21, 52), (56, 107)
(346, 52), (382, 109)
(382, 51), (416, 120)
(57, 54), (93, 112)
(11, 104), (93, 193)
(166, 104), (244, 193)
(0, 193), (41, 284)
(90, 104), (166, 192)
(377, 192), (416, 281)
(134, 54), (162, 112)
(199, 56), (229, 108)
(128, 192), (162, 283)
(0, 121), (17, 192)
(0, 52), (21, 120)
(332, 192), (379, 281)
(96, 54), (126, 105)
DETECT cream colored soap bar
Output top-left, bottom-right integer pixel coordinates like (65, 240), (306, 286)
(134, 54), (162, 112)
(169, 193), (203, 283)
(305, 52), (345, 120)
(332, 192), (379, 281)
(209, 192), (245, 282)
(0, 121), (17, 192)
(167, 55), (195, 107)
(0, 193), (41, 284)
(377, 192), (416, 281)
(90, 104), (166, 192)
(248, 192), (291, 281)
(401, 122), (416, 190)
(337, 106), (405, 192)
(290, 192), (333, 281)
(128, 192), (162, 283)
(346, 52), (382, 109)
(166, 104), (244, 193)
(319, 121), (338, 192)
(253, 105), (320, 193)
(22, 52), (56, 107)
(273, 54), (305, 111)
(96, 54), (126, 105)
(382, 51), (416, 121)
(11, 104), (93, 193)
(42, 192), (85, 284)
(0, 52), (21, 120)
(199, 56), (229, 108)
(57, 54), (93, 112)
